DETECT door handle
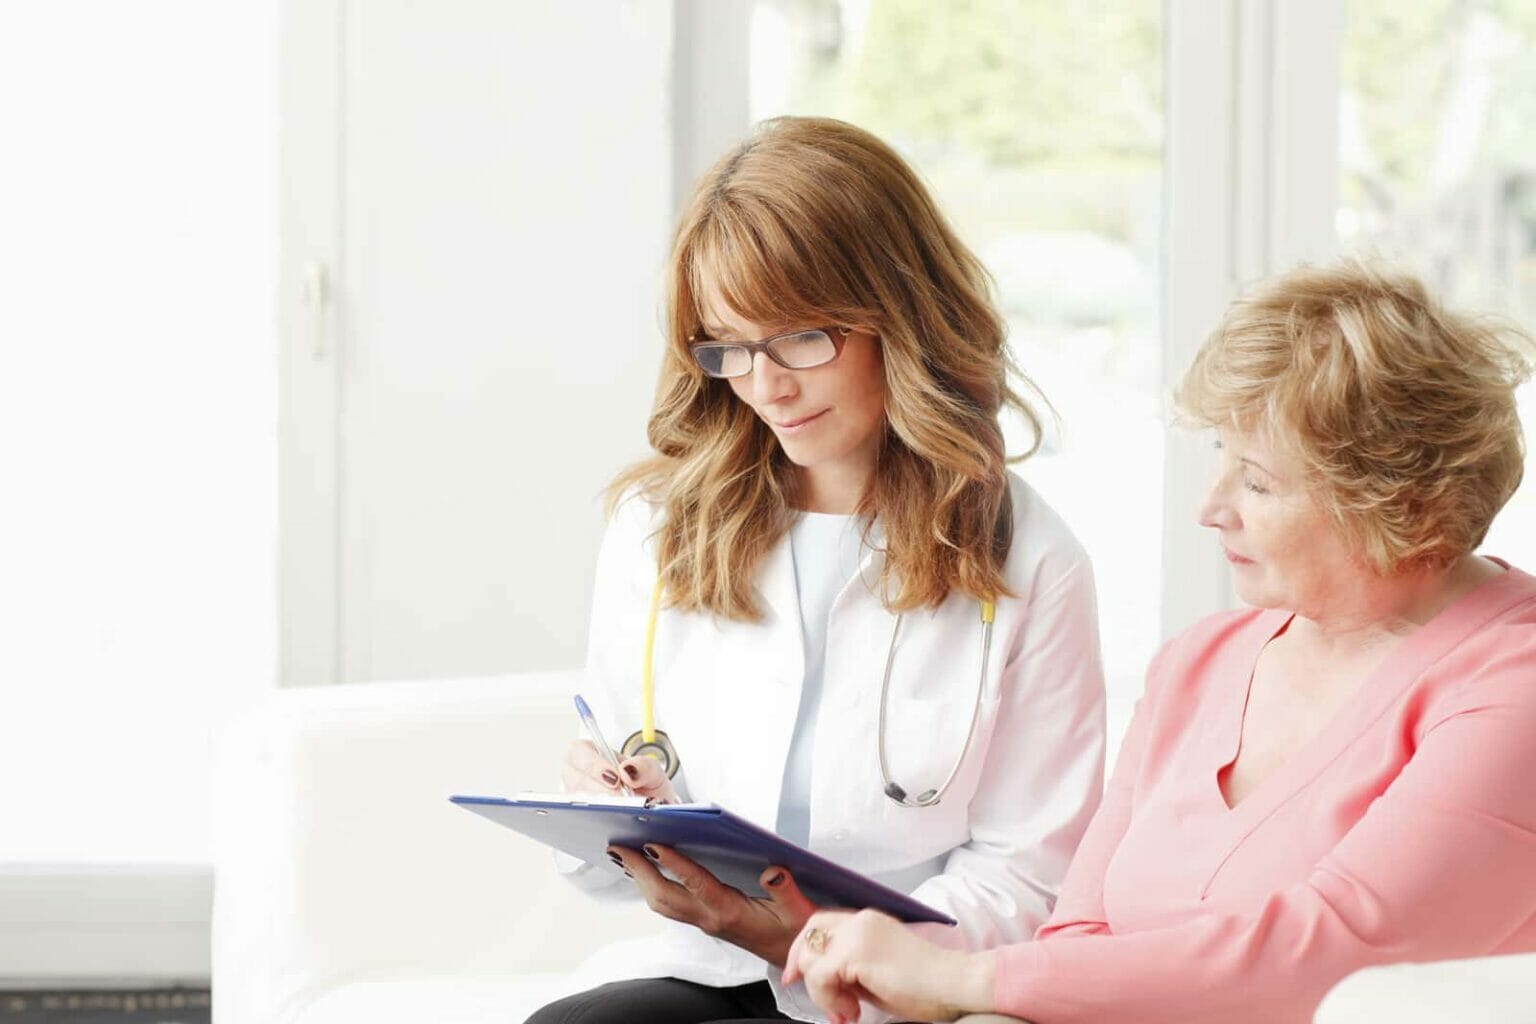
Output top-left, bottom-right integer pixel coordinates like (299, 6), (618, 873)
(301, 261), (329, 361)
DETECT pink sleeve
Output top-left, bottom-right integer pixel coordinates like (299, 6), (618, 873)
(994, 641), (1536, 1024)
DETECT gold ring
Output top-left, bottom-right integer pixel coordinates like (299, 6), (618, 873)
(805, 927), (829, 954)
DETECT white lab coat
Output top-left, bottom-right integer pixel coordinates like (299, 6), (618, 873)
(551, 471), (1106, 1022)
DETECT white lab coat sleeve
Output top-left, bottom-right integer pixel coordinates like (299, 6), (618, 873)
(551, 489), (685, 901)
(906, 551), (1107, 950)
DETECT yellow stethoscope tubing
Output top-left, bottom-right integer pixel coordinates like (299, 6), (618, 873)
(641, 570), (995, 807)
(641, 576), (664, 744)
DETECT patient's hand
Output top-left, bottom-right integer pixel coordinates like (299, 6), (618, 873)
(782, 909), (997, 1024)
(561, 740), (679, 804)
(607, 844), (815, 968)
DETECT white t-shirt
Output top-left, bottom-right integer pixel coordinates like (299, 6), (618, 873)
(775, 511), (866, 846)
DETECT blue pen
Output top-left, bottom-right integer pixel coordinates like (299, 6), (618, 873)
(574, 694), (634, 796)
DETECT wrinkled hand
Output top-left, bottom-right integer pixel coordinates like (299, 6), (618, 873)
(561, 740), (679, 804)
(781, 909), (997, 1024)
(608, 844), (816, 968)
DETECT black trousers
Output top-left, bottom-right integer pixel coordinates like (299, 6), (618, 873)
(524, 978), (798, 1024)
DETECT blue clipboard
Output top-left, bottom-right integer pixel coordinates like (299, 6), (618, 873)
(450, 794), (956, 926)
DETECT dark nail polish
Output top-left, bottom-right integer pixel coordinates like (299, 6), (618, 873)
(765, 870), (785, 887)
(601, 770), (619, 786)
(607, 851), (623, 867)
(643, 844), (661, 861)
(623, 764), (640, 781)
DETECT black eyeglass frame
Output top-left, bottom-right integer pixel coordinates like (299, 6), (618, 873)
(687, 326), (852, 379)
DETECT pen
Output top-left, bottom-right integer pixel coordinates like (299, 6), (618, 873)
(573, 694), (634, 796)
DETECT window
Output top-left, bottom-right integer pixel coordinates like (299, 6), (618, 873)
(1340, 0), (1536, 566)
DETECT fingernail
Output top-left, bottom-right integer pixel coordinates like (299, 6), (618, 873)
(623, 764), (640, 781)
(607, 851), (622, 867)
(623, 868), (633, 878)
(642, 844), (661, 861)
(601, 770), (619, 786)
(765, 870), (785, 887)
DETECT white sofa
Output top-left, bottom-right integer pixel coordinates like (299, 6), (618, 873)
(212, 673), (1536, 1024)
(211, 673), (657, 1024)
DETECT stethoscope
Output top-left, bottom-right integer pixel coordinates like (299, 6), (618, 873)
(621, 574), (996, 808)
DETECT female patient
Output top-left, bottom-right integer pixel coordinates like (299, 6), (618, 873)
(783, 260), (1536, 1024)
(525, 116), (1106, 1023)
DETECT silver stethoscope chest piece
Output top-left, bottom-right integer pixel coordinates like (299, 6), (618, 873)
(620, 728), (681, 780)
(883, 782), (941, 806)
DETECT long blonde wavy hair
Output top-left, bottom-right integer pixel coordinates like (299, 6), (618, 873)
(609, 116), (1046, 621)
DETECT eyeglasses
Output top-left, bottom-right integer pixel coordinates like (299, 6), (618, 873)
(688, 326), (850, 379)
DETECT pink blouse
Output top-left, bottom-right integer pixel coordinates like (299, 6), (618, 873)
(994, 563), (1536, 1023)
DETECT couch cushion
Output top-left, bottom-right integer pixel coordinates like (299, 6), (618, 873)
(1315, 953), (1536, 1023)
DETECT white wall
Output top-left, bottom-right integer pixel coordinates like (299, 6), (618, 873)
(0, 0), (278, 981)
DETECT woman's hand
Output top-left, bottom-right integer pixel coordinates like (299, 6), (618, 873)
(561, 740), (679, 804)
(781, 909), (997, 1024)
(607, 844), (816, 968)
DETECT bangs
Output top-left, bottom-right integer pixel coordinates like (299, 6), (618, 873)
(683, 200), (836, 336)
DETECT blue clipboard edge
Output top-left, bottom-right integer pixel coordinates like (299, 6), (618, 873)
(449, 794), (957, 927)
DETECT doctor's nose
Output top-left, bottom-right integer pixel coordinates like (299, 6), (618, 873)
(750, 352), (797, 406)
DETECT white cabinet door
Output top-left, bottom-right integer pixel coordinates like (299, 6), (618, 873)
(282, 1), (678, 684)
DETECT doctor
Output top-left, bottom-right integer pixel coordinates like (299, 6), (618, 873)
(526, 116), (1106, 1024)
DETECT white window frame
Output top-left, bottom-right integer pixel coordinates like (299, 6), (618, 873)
(1162, 0), (1342, 637)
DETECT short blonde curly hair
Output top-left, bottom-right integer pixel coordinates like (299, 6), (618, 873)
(1177, 259), (1533, 574)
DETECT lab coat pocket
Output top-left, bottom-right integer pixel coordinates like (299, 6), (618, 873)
(876, 693), (1003, 818)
